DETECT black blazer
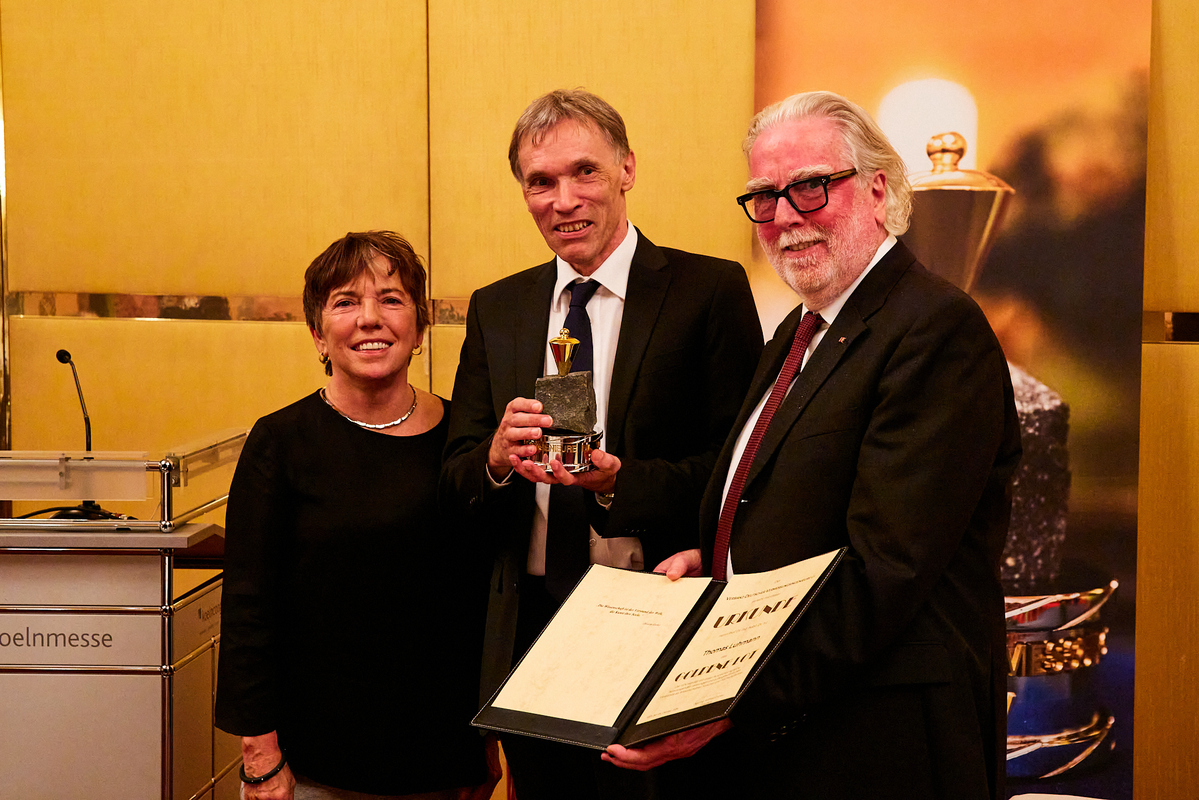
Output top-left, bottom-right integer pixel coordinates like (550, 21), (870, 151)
(695, 241), (1021, 800)
(442, 230), (763, 699)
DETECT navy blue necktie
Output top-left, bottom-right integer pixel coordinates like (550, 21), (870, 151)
(563, 280), (600, 372)
(546, 279), (601, 601)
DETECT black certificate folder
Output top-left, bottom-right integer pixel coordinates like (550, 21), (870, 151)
(473, 548), (845, 749)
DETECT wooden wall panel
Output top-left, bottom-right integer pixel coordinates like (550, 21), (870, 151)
(426, 0), (756, 301)
(1136, 0), (1199, 793)
(1, 0), (429, 297)
(1142, 0), (1199, 312)
(1135, 344), (1199, 793)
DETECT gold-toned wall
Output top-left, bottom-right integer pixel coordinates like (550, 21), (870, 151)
(1137, 0), (1199, 794)
(1143, 0), (1199, 312)
(2, 0), (430, 296)
(1, 0), (430, 471)
(1136, 346), (1199, 794)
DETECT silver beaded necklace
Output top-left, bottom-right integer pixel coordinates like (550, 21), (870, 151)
(320, 386), (417, 430)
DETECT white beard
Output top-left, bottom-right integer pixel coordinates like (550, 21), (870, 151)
(761, 201), (879, 309)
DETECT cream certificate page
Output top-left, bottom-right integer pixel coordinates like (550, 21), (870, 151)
(636, 550), (839, 724)
(492, 566), (709, 726)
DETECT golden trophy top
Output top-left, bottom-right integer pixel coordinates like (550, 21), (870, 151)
(904, 132), (1015, 292)
(909, 132), (1015, 193)
(549, 328), (580, 376)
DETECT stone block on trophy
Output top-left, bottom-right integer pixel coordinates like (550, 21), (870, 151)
(535, 371), (597, 435)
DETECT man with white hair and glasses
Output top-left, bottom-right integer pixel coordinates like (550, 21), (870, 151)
(605, 91), (1022, 800)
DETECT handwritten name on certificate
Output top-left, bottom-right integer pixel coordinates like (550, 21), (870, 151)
(637, 550), (839, 724)
(493, 567), (709, 727)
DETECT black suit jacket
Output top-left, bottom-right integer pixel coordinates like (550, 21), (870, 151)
(442, 230), (763, 699)
(693, 241), (1021, 800)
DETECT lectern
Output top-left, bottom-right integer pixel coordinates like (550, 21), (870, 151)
(0, 431), (245, 800)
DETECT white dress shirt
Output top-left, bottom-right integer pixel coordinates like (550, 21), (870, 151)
(719, 235), (897, 577)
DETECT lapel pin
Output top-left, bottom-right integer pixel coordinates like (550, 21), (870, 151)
(838, 337), (847, 344)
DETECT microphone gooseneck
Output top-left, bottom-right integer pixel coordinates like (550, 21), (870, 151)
(40, 348), (128, 521)
(56, 349), (92, 452)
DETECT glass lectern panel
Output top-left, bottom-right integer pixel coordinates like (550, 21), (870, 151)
(0, 452), (150, 501)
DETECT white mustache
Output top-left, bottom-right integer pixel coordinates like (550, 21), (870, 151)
(775, 229), (828, 250)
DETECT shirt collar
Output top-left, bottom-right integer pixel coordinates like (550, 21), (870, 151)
(806, 234), (896, 324)
(553, 222), (637, 303)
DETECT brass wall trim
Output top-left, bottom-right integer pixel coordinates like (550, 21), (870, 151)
(1144, 311), (1199, 343)
(7, 291), (304, 322)
(7, 292), (472, 325)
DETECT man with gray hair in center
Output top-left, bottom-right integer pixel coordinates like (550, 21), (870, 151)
(603, 91), (1021, 800)
(442, 88), (762, 800)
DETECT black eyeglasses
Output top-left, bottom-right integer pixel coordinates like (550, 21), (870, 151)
(736, 168), (858, 223)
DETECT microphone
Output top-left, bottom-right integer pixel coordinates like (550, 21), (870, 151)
(56, 349), (92, 452)
(27, 350), (127, 521)
(51, 349), (106, 519)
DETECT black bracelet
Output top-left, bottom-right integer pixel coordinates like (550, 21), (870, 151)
(239, 752), (287, 785)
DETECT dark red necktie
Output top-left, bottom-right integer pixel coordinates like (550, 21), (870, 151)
(711, 311), (823, 580)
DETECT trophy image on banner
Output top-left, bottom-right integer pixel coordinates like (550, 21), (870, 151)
(527, 328), (603, 472)
(906, 132), (1116, 779)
